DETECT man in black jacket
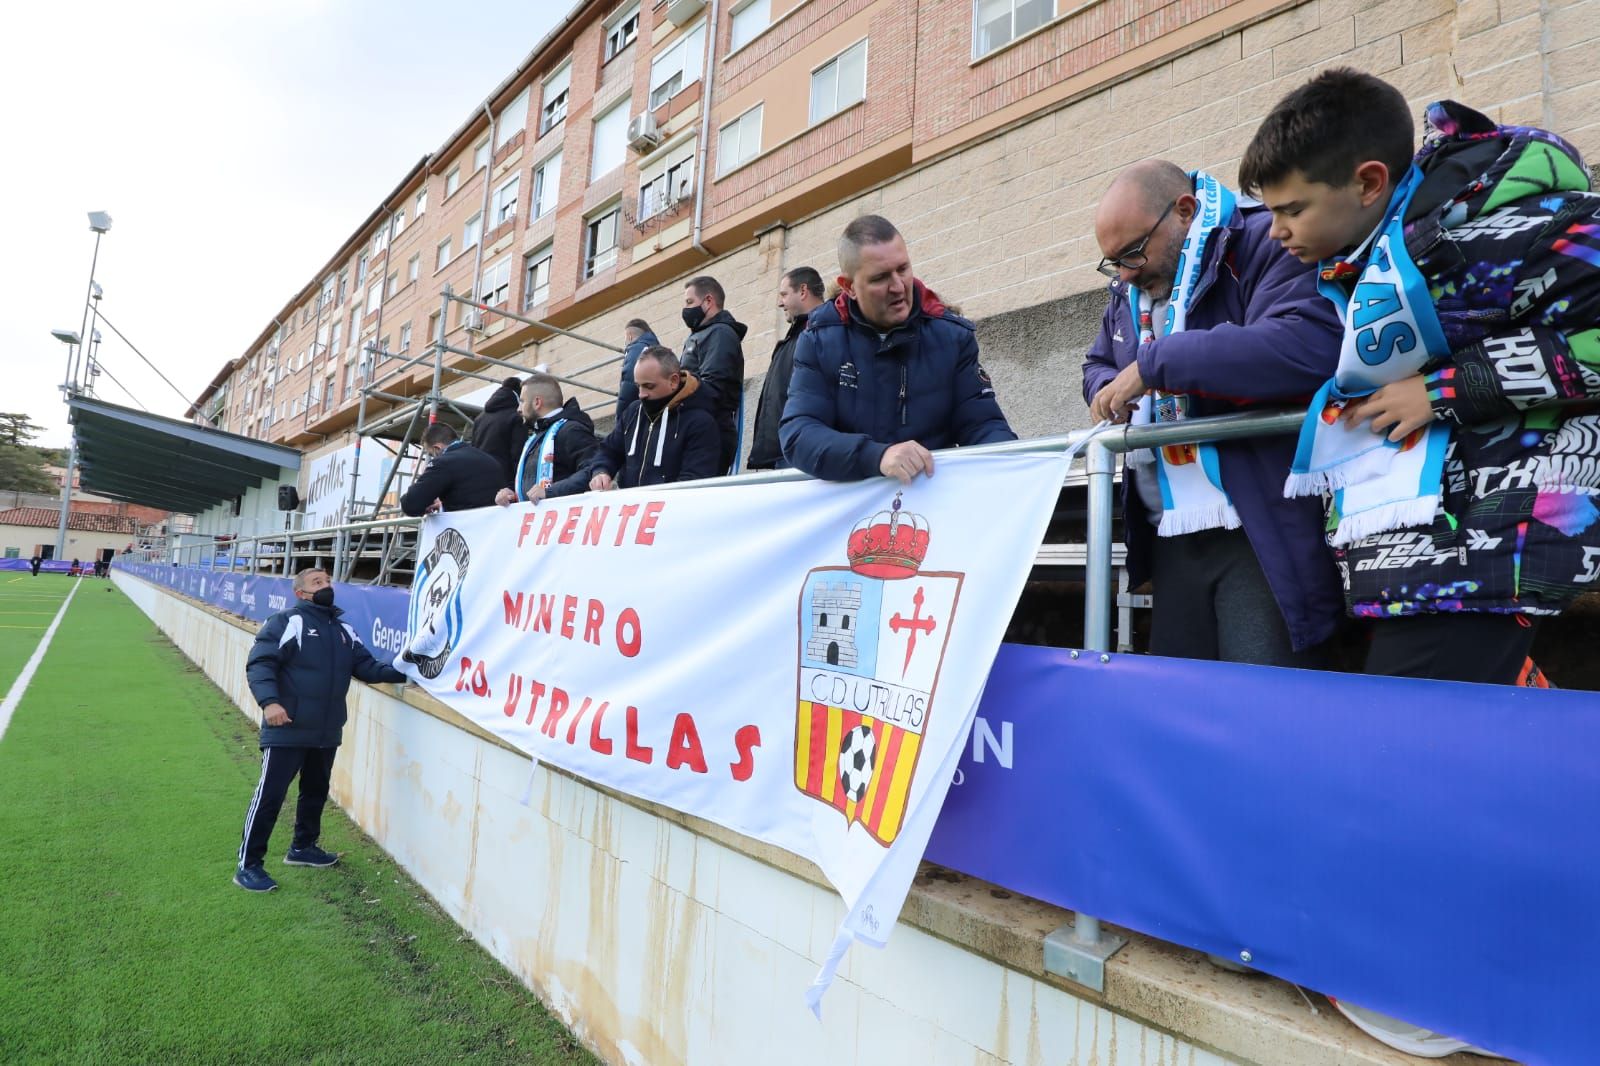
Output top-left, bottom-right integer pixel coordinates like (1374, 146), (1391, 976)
(468, 376), (524, 485)
(399, 423), (504, 515)
(748, 266), (825, 470)
(235, 568), (406, 892)
(679, 275), (746, 473)
(495, 372), (599, 505)
(615, 319), (657, 423)
(547, 347), (720, 494)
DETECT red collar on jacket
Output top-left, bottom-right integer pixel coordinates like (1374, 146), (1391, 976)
(831, 279), (948, 327)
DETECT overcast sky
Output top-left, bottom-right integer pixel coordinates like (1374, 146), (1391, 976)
(0, 0), (566, 448)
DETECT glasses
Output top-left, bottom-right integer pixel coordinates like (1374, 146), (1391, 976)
(1096, 200), (1176, 279)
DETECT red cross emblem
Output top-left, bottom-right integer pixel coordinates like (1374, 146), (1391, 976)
(888, 585), (938, 678)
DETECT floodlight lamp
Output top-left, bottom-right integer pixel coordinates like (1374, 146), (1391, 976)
(51, 328), (82, 346)
(91, 282), (104, 301)
(88, 211), (112, 233)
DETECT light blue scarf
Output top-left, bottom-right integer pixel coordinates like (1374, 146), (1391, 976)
(513, 418), (567, 500)
(1127, 170), (1241, 536)
(1284, 166), (1452, 545)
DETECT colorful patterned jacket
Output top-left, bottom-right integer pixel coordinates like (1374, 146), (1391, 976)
(1335, 101), (1600, 617)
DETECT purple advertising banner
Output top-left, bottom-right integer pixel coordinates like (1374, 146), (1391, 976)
(114, 563), (1592, 1065)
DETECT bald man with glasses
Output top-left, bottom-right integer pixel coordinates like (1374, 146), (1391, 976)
(1079, 159), (1345, 669)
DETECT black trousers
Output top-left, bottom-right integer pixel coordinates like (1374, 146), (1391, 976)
(1149, 528), (1326, 668)
(238, 745), (338, 868)
(1365, 612), (1539, 685)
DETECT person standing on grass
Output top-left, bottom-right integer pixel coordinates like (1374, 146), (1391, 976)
(235, 567), (406, 893)
(29, 554), (41, 577)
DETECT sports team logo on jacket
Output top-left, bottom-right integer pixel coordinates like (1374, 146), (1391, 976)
(794, 494), (963, 847)
(404, 527), (470, 679)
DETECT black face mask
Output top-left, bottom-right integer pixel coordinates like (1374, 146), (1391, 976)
(681, 305), (707, 331)
(311, 587), (335, 608)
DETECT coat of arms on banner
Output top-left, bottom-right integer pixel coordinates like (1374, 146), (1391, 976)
(404, 527), (470, 679)
(795, 494), (963, 847)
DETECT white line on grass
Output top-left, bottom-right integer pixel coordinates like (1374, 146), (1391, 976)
(0, 578), (83, 744)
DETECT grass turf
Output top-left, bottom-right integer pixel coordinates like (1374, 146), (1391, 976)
(0, 573), (74, 694)
(0, 578), (597, 1065)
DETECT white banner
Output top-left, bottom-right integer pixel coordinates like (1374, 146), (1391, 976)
(394, 451), (1066, 1005)
(302, 441), (414, 529)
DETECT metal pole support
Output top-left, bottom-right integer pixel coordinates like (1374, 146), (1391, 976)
(1043, 435), (1127, 993)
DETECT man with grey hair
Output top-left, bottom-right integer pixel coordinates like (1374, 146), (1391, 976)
(236, 567), (407, 892)
(780, 214), (1014, 481)
(546, 346), (721, 493)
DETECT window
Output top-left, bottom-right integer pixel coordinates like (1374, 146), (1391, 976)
(649, 21), (706, 109)
(638, 142), (695, 220)
(541, 62), (571, 133)
(473, 140), (490, 172)
(437, 238), (453, 270)
(730, 0), (769, 51)
(605, 4), (640, 61)
(372, 225), (389, 256)
(495, 86), (530, 149)
(717, 105), (762, 176)
(407, 254), (419, 284)
(330, 320), (343, 357)
(366, 283), (383, 315)
(464, 213), (482, 249)
(416, 187), (427, 217)
(391, 209), (406, 238)
(591, 99), (630, 180)
(379, 336), (391, 361)
(480, 257), (512, 307)
(810, 39), (867, 125)
(323, 378), (335, 408)
(357, 252), (370, 285)
(400, 322), (413, 352)
(584, 207), (620, 277)
(386, 271), (399, 298)
(533, 152), (562, 218)
(336, 270), (348, 306)
(429, 312), (443, 343)
(974, 0), (1055, 57)
(320, 275), (335, 309)
(524, 246), (553, 309)
(445, 167), (461, 198)
(494, 174), (520, 226)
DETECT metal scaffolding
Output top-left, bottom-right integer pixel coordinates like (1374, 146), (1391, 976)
(332, 284), (626, 583)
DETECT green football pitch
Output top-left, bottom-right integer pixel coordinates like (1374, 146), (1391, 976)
(0, 574), (596, 1065)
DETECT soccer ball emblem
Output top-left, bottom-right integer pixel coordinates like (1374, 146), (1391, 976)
(838, 725), (878, 801)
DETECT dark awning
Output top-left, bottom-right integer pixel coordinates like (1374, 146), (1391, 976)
(67, 396), (301, 514)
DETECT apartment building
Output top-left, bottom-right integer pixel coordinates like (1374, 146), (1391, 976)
(188, 0), (1600, 478)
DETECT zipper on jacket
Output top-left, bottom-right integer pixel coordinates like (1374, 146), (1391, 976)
(898, 362), (908, 426)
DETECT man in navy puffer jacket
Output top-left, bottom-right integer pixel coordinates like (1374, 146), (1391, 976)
(780, 215), (1015, 482)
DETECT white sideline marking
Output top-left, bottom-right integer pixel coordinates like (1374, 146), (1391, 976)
(0, 579), (82, 744)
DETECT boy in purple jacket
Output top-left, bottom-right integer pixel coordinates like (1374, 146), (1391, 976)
(1083, 159), (1345, 666)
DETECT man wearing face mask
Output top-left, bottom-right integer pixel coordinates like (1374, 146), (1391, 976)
(781, 214), (1016, 482)
(678, 275), (747, 473)
(235, 568), (407, 892)
(399, 422), (505, 516)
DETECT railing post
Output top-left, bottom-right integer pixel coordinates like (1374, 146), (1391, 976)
(1043, 434), (1128, 993)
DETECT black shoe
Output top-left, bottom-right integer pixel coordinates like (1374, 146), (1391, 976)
(234, 864), (279, 892)
(284, 844), (340, 868)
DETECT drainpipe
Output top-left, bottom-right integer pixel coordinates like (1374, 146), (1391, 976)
(468, 102), (498, 350)
(690, 0), (722, 256)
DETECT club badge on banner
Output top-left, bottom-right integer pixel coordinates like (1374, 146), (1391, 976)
(394, 450), (1067, 1008)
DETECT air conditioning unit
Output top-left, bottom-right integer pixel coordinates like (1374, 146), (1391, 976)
(627, 112), (662, 153)
(665, 0), (704, 27)
(463, 308), (486, 333)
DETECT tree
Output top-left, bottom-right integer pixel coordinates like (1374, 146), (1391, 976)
(0, 412), (58, 493)
(0, 412), (46, 447)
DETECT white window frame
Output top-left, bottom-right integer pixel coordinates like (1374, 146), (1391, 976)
(436, 238), (453, 271)
(541, 61), (571, 133)
(649, 21), (706, 110)
(590, 98), (630, 181)
(407, 254), (419, 284)
(400, 322), (413, 352)
(495, 86), (530, 148)
(366, 283), (383, 315)
(464, 213), (482, 250)
(533, 151), (563, 219)
(729, 0), (770, 52)
(717, 104), (763, 177)
(480, 256), (513, 307)
(524, 246), (554, 309)
(330, 320), (343, 357)
(385, 271), (399, 298)
(391, 209), (406, 238)
(584, 206), (621, 278)
(473, 139), (490, 172)
(445, 167), (461, 198)
(493, 173), (520, 226)
(638, 140), (696, 220)
(605, 4), (640, 62)
(415, 187), (427, 217)
(973, 0), (1056, 59)
(809, 38), (867, 126)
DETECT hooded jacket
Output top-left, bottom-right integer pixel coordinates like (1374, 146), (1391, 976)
(470, 382), (526, 485)
(246, 598), (406, 748)
(1082, 199), (1347, 652)
(515, 397), (600, 500)
(781, 282), (1016, 481)
(547, 372), (722, 493)
(680, 309), (747, 471)
(399, 440), (505, 515)
(616, 329), (658, 423)
(1332, 101), (1600, 617)
(748, 315), (807, 470)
